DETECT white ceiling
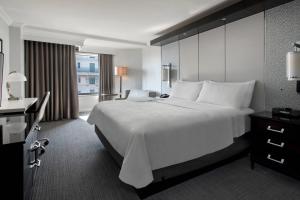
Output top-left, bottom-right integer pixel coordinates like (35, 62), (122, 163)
(0, 0), (234, 47)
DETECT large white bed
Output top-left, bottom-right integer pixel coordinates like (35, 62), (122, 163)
(87, 97), (254, 188)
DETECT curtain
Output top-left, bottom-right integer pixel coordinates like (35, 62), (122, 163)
(24, 40), (79, 121)
(99, 54), (113, 101)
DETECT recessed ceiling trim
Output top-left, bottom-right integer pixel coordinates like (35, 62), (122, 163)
(0, 6), (13, 25)
(151, 0), (294, 46)
(24, 25), (148, 47)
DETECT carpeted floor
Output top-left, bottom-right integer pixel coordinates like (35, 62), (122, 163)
(32, 119), (300, 200)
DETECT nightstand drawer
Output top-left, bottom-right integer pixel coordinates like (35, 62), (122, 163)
(252, 118), (291, 135)
(253, 151), (288, 170)
(254, 135), (286, 149)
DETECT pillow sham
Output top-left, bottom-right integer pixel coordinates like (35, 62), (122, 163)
(127, 89), (150, 99)
(196, 80), (256, 108)
(169, 81), (203, 101)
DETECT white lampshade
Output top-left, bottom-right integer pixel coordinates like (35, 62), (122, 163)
(286, 51), (300, 80)
(7, 72), (27, 82)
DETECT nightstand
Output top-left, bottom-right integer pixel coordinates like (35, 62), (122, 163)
(250, 111), (300, 179)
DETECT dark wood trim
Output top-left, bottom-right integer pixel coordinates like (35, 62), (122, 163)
(150, 0), (294, 46)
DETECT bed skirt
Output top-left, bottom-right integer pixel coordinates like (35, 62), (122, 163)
(94, 125), (251, 183)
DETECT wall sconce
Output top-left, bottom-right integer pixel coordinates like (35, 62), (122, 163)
(162, 63), (172, 87)
(286, 42), (300, 93)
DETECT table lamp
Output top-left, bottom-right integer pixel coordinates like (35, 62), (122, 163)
(6, 71), (27, 100)
(286, 42), (300, 93)
(115, 66), (128, 98)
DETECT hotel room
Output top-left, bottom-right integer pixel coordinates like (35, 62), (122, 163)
(0, 0), (300, 200)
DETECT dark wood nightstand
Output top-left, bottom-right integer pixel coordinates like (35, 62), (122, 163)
(250, 111), (300, 179)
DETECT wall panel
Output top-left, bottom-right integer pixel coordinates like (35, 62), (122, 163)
(226, 13), (265, 111)
(179, 35), (198, 81)
(161, 41), (179, 94)
(198, 26), (225, 81)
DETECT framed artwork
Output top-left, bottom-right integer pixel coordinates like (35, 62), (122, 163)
(0, 39), (4, 106)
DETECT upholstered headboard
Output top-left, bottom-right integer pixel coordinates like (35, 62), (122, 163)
(162, 13), (266, 111)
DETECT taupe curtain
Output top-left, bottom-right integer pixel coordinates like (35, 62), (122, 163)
(24, 40), (79, 121)
(99, 54), (113, 101)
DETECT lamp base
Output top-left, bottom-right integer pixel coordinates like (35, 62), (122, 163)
(297, 81), (300, 93)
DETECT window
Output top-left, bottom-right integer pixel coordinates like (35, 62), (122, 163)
(90, 63), (95, 72)
(76, 53), (99, 95)
(89, 77), (95, 84)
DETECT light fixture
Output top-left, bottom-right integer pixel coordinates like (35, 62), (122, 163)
(115, 66), (128, 98)
(162, 63), (172, 87)
(6, 71), (27, 100)
(286, 42), (300, 93)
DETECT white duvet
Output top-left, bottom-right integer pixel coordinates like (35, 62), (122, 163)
(87, 98), (253, 188)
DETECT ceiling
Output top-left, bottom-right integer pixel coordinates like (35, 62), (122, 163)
(0, 0), (235, 47)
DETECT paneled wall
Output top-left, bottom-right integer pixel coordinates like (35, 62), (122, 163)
(161, 42), (179, 94)
(179, 35), (198, 81)
(198, 26), (225, 81)
(226, 12), (265, 111)
(161, 12), (265, 111)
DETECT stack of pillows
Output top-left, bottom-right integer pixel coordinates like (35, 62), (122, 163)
(169, 80), (256, 109)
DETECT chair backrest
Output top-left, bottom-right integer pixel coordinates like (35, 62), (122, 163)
(35, 91), (50, 124)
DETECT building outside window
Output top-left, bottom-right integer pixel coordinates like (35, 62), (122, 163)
(90, 63), (95, 72)
(76, 53), (99, 95)
(89, 76), (96, 84)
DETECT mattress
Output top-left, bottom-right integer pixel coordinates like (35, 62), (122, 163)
(87, 98), (254, 188)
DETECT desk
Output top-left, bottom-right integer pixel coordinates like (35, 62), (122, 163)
(0, 96), (46, 200)
(0, 113), (38, 200)
(0, 98), (38, 114)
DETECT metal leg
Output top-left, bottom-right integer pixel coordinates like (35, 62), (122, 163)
(120, 76), (122, 98)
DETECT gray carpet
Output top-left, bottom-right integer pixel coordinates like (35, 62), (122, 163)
(31, 119), (139, 200)
(32, 119), (300, 200)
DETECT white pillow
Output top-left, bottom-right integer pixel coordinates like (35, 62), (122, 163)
(127, 89), (150, 99)
(170, 81), (203, 101)
(196, 80), (256, 108)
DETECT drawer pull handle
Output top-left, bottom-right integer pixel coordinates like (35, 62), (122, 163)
(267, 139), (285, 148)
(267, 154), (285, 164)
(29, 159), (41, 168)
(267, 126), (284, 134)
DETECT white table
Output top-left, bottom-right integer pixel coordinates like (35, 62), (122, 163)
(0, 98), (38, 114)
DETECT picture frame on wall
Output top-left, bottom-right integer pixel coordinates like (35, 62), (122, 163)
(0, 39), (4, 107)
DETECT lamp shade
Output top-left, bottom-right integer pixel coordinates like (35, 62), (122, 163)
(7, 72), (27, 82)
(287, 51), (300, 80)
(115, 66), (128, 76)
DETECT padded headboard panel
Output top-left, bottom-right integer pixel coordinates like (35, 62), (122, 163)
(225, 12), (265, 111)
